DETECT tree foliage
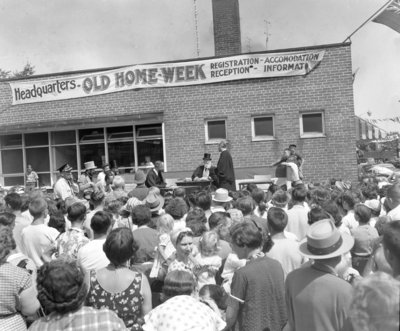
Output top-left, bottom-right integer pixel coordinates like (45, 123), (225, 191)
(0, 63), (35, 79)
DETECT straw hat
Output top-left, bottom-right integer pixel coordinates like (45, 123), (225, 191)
(212, 188), (232, 202)
(144, 190), (165, 212)
(299, 219), (354, 259)
(133, 170), (146, 184)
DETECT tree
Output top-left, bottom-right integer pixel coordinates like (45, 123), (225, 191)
(0, 62), (35, 79)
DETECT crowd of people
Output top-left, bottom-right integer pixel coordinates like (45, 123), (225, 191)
(1, 143), (400, 331)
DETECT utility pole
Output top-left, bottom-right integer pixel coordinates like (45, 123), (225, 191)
(264, 19), (271, 50)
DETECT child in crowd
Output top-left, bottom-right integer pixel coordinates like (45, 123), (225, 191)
(48, 210), (66, 234)
(56, 202), (89, 260)
(150, 213), (176, 280)
(351, 204), (379, 274)
(199, 284), (228, 320)
(194, 231), (222, 290)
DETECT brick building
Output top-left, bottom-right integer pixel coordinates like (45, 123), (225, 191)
(0, 0), (357, 187)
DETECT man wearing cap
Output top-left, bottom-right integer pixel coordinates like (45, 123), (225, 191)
(128, 170), (150, 201)
(217, 140), (236, 191)
(192, 153), (218, 187)
(78, 161), (97, 200)
(145, 161), (166, 189)
(284, 219), (355, 331)
(54, 164), (79, 201)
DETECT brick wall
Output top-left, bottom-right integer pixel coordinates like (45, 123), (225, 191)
(212, 0), (242, 56)
(0, 43), (357, 183)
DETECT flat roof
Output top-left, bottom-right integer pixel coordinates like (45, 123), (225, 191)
(1, 42), (351, 83)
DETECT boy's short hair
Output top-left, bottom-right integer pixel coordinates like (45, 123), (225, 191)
(67, 203), (87, 223)
(4, 193), (22, 211)
(29, 198), (48, 218)
(91, 211), (112, 235)
(267, 207), (288, 233)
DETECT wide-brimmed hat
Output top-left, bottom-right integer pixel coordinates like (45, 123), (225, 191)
(299, 219), (354, 259)
(84, 161), (97, 171)
(133, 170), (146, 184)
(145, 191), (165, 212)
(363, 199), (381, 213)
(58, 163), (73, 173)
(123, 197), (144, 213)
(203, 153), (212, 161)
(212, 188), (232, 202)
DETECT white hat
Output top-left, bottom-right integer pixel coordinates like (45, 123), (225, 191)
(84, 161), (97, 171)
(212, 188), (232, 202)
(363, 199), (381, 213)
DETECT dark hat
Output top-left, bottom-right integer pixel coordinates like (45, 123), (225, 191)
(289, 144), (297, 148)
(203, 153), (212, 161)
(58, 163), (73, 173)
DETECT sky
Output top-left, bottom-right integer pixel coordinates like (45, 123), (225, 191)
(1, 0), (399, 131)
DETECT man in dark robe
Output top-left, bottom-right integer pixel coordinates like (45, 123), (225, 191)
(145, 161), (166, 188)
(217, 140), (236, 191)
(191, 153), (219, 187)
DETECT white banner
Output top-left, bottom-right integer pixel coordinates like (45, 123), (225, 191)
(10, 50), (325, 105)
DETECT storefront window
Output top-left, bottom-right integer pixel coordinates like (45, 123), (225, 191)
(25, 132), (48, 147)
(137, 140), (163, 165)
(80, 143), (105, 169)
(26, 147), (50, 172)
(1, 149), (23, 174)
(51, 131), (76, 145)
(52, 146), (78, 170)
(108, 141), (134, 169)
(0, 134), (22, 148)
(4, 176), (24, 186)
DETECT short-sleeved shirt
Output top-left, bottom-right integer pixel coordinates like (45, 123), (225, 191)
(77, 238), (110, 272)
(28, 306), (127, 331)
(0, 263), (32, 331)
(132, 227), (158, 264)
(56, 227), (90, 260)
(285, 263), (354, 331)
(143, 295), (225, 331)
(351, 224), (379, 256)
(286, 204), (310, 241)
(230, 256), (287, 331)
(21, 224), (59, 267)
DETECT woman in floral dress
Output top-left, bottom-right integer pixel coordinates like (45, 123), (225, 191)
(85, 228), (152, 330)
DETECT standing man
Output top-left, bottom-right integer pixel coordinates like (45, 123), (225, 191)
(25, 164), (39, 192)
(288, 144), (304, 179)
(54, 164), (79, 201)
(78, 161), (97, 200)
(284, 219), (355, 331)
(192, 153), (219, 187)
(217, 140), (236, 191)
(145, 161), (166, 188)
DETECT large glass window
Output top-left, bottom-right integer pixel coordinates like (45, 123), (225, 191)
(0, 134), (22, 148)
(136, 124), (163, 166)
(1, 149), (23, 174)
(52, 146), (78, 170)
(51, 131), (76, 145)
(80, 143), (105, 169)
(25, 132), (48, 147)
(26, 148), (50, 172)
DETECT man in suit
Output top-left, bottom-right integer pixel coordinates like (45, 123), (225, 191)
(145, 160), (166, 188)
(217, 140), (236, 191)
(191, 153), (218, 187)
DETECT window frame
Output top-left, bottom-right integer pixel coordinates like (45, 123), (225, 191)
(204, 118), (227, 144)
(299, 111), (325, 138)
(251, 115), (275, 141)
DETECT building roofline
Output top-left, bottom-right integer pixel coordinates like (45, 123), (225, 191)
(1, 41), (351, 83)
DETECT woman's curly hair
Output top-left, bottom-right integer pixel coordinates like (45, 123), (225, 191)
(0, 226), (16, 263)
(36, 259), (87, 314)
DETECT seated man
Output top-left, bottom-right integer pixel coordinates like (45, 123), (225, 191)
(145, 161), (166, 189)
(192, 153), (218, 187)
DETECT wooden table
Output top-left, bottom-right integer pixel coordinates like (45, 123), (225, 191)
(238, 179), (273, 191)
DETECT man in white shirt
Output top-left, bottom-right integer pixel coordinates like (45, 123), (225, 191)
(266, 207), (305, 278)
(286, 185), (310, 241)
(54, 163), (79, 201)
(21, 198), (59, 268)
(77, 211), (111, 273)
(386, 183), (400, 221)
(341, 191), (360, 232)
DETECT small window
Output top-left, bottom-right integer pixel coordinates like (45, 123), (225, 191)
(0, 134), (22, 148)
(25, 132), (48, 147)
(51, 131), (76, 145)
(252, 116), (274, 140)
(300, 112), (325, 138)
(205, 119), (226, 143)
(79, 128), (104, 143)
